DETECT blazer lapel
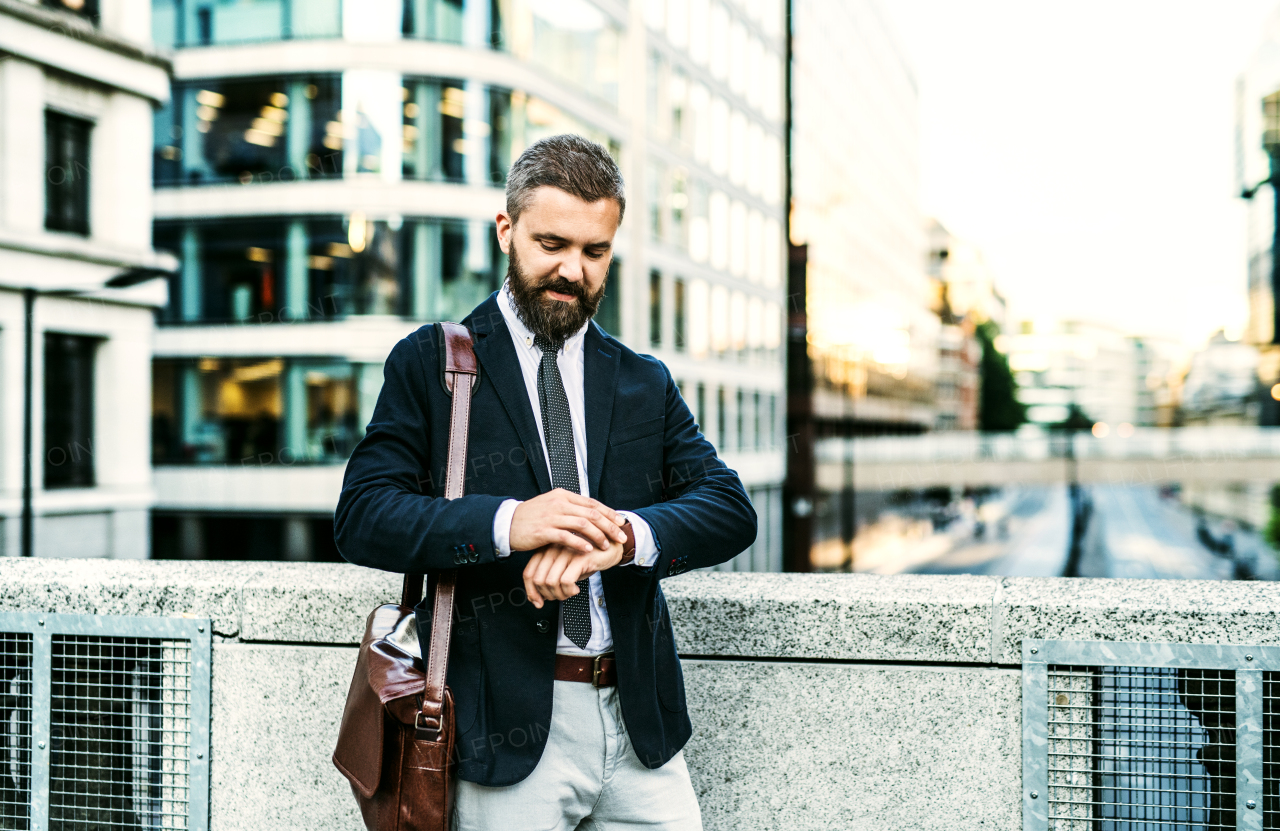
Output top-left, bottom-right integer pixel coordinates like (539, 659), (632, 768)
(467, 295), (553, 494)
(583, 323), (620, 499)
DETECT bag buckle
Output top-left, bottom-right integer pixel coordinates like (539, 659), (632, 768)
(592, 655), (604, 688)
(415, 711), (441, 742)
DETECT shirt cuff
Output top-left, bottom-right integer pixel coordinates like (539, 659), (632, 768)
(618, 511), (658, 568)
(492, 499), (521, 558)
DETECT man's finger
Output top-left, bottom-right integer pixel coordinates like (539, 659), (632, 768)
(563, 505), (627, 544)
(562, 492), (623, 524)
(523, 553), (546, 608)
(541, 549), (575, 600)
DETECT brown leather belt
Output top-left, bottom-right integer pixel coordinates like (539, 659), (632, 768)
(554, 653), (617, 687)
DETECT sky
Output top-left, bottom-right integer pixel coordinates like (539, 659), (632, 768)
(877, 0), (1277, 348)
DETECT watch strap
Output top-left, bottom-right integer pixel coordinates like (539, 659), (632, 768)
(619, 519), (636, 565)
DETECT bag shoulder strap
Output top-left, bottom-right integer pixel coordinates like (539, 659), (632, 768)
(404, 321), (476, 741)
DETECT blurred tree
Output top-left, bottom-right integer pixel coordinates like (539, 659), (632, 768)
(976, 321), (1025, 431)
(1049, 403), (1095, 432)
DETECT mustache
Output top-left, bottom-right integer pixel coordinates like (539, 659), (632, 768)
(532, 276), (587, 301)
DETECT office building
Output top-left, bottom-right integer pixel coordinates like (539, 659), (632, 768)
(0, 0), (171, 558)
(148, 0), (788, 568)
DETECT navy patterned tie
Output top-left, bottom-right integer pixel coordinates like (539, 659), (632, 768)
(534, 334), (592, 650)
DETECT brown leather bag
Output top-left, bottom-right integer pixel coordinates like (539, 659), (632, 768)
(333, 321), (477, 831)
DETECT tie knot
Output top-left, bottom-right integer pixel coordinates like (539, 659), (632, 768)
(534, 334), (563, 356)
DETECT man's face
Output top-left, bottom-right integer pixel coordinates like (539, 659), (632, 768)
(496, 186), (620, 342)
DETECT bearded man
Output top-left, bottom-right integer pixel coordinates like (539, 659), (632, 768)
(335, 134), (756, 831)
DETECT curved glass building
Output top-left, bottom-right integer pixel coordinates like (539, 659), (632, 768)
(149, 0), (787, 569)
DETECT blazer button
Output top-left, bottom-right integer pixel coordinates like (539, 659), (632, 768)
(535, 619), (551, 634)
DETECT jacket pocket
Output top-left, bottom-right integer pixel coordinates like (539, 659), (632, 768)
(610, 416), (664, 447)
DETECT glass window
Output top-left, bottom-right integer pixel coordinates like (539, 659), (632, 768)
(689, 0), (709, 65)
(670, 168), (688, 250)
(709, 190), (729, 270)
(645, 0), (665, 29)
(709, 97), (729, 176)
(690, 83), (711, 164)
(45, 111), (91, 236)
(736, 389), (745, 450)
(730, 290), (746, 351)
(151, 0), (341, 47)
(688, 279), (709, 358)
(492, 0), (621, 107)
(155, 77), (342, 186)
(648, 161), (665, 243)
(710, 284), (729, 352)
(284, 363), (360, 462)
(44, 334), (97, 489)
(592, 259), (623, 336)
(709, 3), (730, 81)
(666, 0), (688, 47)
(156, 358), (282, 465)
(649, 269), (662, 347)
(306, 215), (408, 317)
(729, 19), (748, 95)
(402, 0), (464, 42)
(648, 51), (666, 141)
(747, 295), (764, 348)
(403, 79), (468, 182)
(729, 200), (747, 276)
(764, 301), (782, 349)
(753, 390), (762, 449)
(669, 69), (689, 149)
(729, 109), (748, 186)
(688, 180), (709, 263)
(190, 219), (288, 323)
(695, 382), (706, 433)
(747, 36), (765, 113)
(152, 357), (358, 466)
(716, 386), (726, 448)
(747, 209), (764, 283)
(673, 277), (686, 351)
(763, 216), (781, 287)
(747, 121), (764, 196)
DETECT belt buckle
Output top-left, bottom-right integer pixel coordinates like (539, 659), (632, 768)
(592, 654), (603, 688)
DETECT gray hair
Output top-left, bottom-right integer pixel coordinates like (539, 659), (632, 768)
(505, 134), (625, 226)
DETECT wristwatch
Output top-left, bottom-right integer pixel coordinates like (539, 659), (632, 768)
(618, 519), (636, 565)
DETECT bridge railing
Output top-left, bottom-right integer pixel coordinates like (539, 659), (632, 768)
(839, 426), (1280, 465)
(5, 560), (1280, 830)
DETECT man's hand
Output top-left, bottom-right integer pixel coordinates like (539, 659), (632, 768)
(510, 488), (626, 554)
(523, 539), (625, 608)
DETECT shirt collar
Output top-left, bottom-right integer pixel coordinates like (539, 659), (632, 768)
(498, 282), (589, 356)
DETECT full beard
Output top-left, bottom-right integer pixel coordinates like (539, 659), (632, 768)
(506, 244), (607, 343)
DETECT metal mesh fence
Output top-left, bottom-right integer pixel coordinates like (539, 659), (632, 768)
(0, 633), (33, 831)
(48, 636), (192, 831)
(1047, 665), (1235, 830)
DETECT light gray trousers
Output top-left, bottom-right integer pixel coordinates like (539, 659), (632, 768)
(453, 679), (702, 831)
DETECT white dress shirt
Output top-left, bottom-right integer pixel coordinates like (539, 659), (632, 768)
(490, 284), (658, 656)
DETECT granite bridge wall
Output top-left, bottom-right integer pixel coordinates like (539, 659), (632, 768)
(3, 558), (1279, 830)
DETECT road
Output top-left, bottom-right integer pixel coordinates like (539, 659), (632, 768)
(898, 485), (1273, 580)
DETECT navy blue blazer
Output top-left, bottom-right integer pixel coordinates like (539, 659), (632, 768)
(334, 292), (757, 786)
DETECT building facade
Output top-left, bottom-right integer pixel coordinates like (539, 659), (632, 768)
(789, 0), (937, 437)
(147, 0), (788, 569)
(0, 0), (171, 559)
(1239, 11), (1280, 426)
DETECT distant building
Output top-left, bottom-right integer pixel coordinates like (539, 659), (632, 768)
(0, 0), (171, 558)
(790, 0), (938, 435)
(926, 219), (1006, 431)
(148, 0), (788, 568)
(1180, 330), (1261, 425)
(1005, 320), (1143, 431)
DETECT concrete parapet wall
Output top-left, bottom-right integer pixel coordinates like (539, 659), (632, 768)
(3, 559), (1280, 829)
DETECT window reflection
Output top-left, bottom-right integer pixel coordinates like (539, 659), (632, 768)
(154, 216), (504, 323)
(152, 0), (342, 49)
(153, 359), (362, 465)
(155, 77), (342, 185)
(402, 0), (465, 42)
